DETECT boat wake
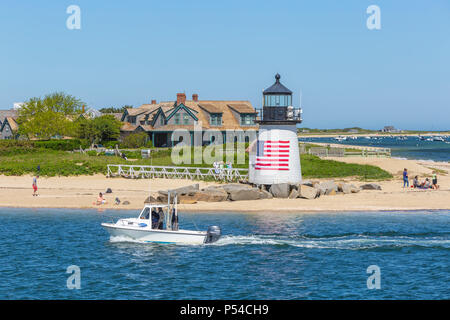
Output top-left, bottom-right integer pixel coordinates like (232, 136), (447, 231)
(212, 234), (450, 250)
(109, 235), (148, 244)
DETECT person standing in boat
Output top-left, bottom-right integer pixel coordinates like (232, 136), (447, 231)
(171, 208), (179, 231)
(151, 209), (159, 229)
(157, 207), (164, 229)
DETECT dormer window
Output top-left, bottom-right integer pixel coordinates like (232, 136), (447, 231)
(210, 113), (222, 126)
(174, 113), (181, 124)
(183, 114), (190, 125)
(240, 114), (255, 126)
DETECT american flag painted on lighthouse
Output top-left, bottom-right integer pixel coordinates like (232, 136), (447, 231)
(255, 140), (290, 171)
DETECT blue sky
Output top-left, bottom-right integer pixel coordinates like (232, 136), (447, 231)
(0, 0), (449, 130)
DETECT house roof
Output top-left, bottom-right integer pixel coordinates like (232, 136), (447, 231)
(198, 103), (223, 114)
(120, 123), (138, 132)
(263, 74), (292, 95)
(227, 103), (257, 114)
(121, 99), (258, 133)
(2, 117), (18, 131)
(0, 109), (18, 122)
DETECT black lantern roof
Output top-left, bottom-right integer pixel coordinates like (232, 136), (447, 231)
(263, 74), (292, 95)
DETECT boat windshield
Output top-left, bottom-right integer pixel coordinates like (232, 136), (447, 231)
(140, 207), (150, 219)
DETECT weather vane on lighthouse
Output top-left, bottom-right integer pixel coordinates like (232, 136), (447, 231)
(249, 74), (303, 185)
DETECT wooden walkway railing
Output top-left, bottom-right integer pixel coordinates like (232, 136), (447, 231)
(107, 164), (249, 182)
(308, 147), (391, 158)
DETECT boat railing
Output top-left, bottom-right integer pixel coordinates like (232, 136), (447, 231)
(107, 164), (249, 182)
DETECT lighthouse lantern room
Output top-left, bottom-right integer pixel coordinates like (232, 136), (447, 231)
(249, 74), (303, 185)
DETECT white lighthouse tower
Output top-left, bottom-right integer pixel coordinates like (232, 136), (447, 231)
(249, 74), (303, 185)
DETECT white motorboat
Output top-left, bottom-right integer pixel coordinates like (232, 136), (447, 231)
(101, 193), (221, 245)
(432, 136), (445, 142)
(335, 136), (347, 141)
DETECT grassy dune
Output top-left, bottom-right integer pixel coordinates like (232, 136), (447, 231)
(0, 148), (392, 180)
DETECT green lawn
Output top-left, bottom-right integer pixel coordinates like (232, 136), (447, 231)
(300, 154), (392, 180)
(0, 148), (392, 180)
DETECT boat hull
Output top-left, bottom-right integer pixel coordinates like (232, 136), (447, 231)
(102, 223), (207, 244)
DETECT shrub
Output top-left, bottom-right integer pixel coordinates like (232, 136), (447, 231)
(34, 139), (86, 151)
(121, 132), (149, 148)
(102, 140), (120, 149)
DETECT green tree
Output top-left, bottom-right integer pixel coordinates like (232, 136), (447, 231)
(99, 105), (131, 113)
(17, 92), (84, 139)
(75, 115), (122, 143)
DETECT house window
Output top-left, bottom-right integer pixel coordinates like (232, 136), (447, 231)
(241, 114), (255, 125)
(160, 116), (164, 126)
(129, 116), (136, 124)
(183, 113), (190, 125)
(174, 113), (181, 125)
(210, 113), (222, 126)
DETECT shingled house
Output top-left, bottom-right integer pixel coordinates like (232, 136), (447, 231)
(120, 93), (258, 147)
(0, 109), (19, 139)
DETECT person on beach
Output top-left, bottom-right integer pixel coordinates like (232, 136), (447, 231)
(403, 168), (409, 188)
(413, 176), (420, 188)
(95, 192), (106, 205)
(420, 178), (432, 189)
(432, 173), (439, 190)
(32, 176), (38, 196)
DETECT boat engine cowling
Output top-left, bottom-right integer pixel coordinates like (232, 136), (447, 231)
(205, 226), (221, 243)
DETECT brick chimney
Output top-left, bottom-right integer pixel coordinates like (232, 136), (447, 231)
(176, 93), (186, 105)
(192, 94), (198, 102)
(151, 99), (157, 104)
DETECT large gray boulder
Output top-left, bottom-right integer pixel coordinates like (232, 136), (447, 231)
(317, 180), (338, 195)
(258, 189), (273, 199)
(228, 188), (261, 201)
(340, 183), (352, 194)
(221, 183), (252, 193)
(298, 180), (314, 187)
(144, 195), (158, 203)
(167, 184), (199, 195)
(184, 189), (228, 202)
(288, 189), (299, 199)
(269, 183), (291, 198)
(156, 191), (181, 204)
(360, 183), (382, 190)
(339, 183), (360, 194)
(299, 185), (319, 199)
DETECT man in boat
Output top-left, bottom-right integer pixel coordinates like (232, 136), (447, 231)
(171, 208), (179, 231)
(151, 209), (159, 229)
(157, 207), (164, 230)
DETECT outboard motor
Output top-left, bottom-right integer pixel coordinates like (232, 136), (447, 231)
(205, 226), (221, 243)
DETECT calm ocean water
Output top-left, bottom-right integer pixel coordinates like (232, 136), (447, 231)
(299, 136), (450, 162)
(0, 208), (448, 299)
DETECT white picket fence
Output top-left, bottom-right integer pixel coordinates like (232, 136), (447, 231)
(107, 164), (248, 182)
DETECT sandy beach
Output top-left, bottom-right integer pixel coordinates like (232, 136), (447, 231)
(0, 157), (448, 213)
